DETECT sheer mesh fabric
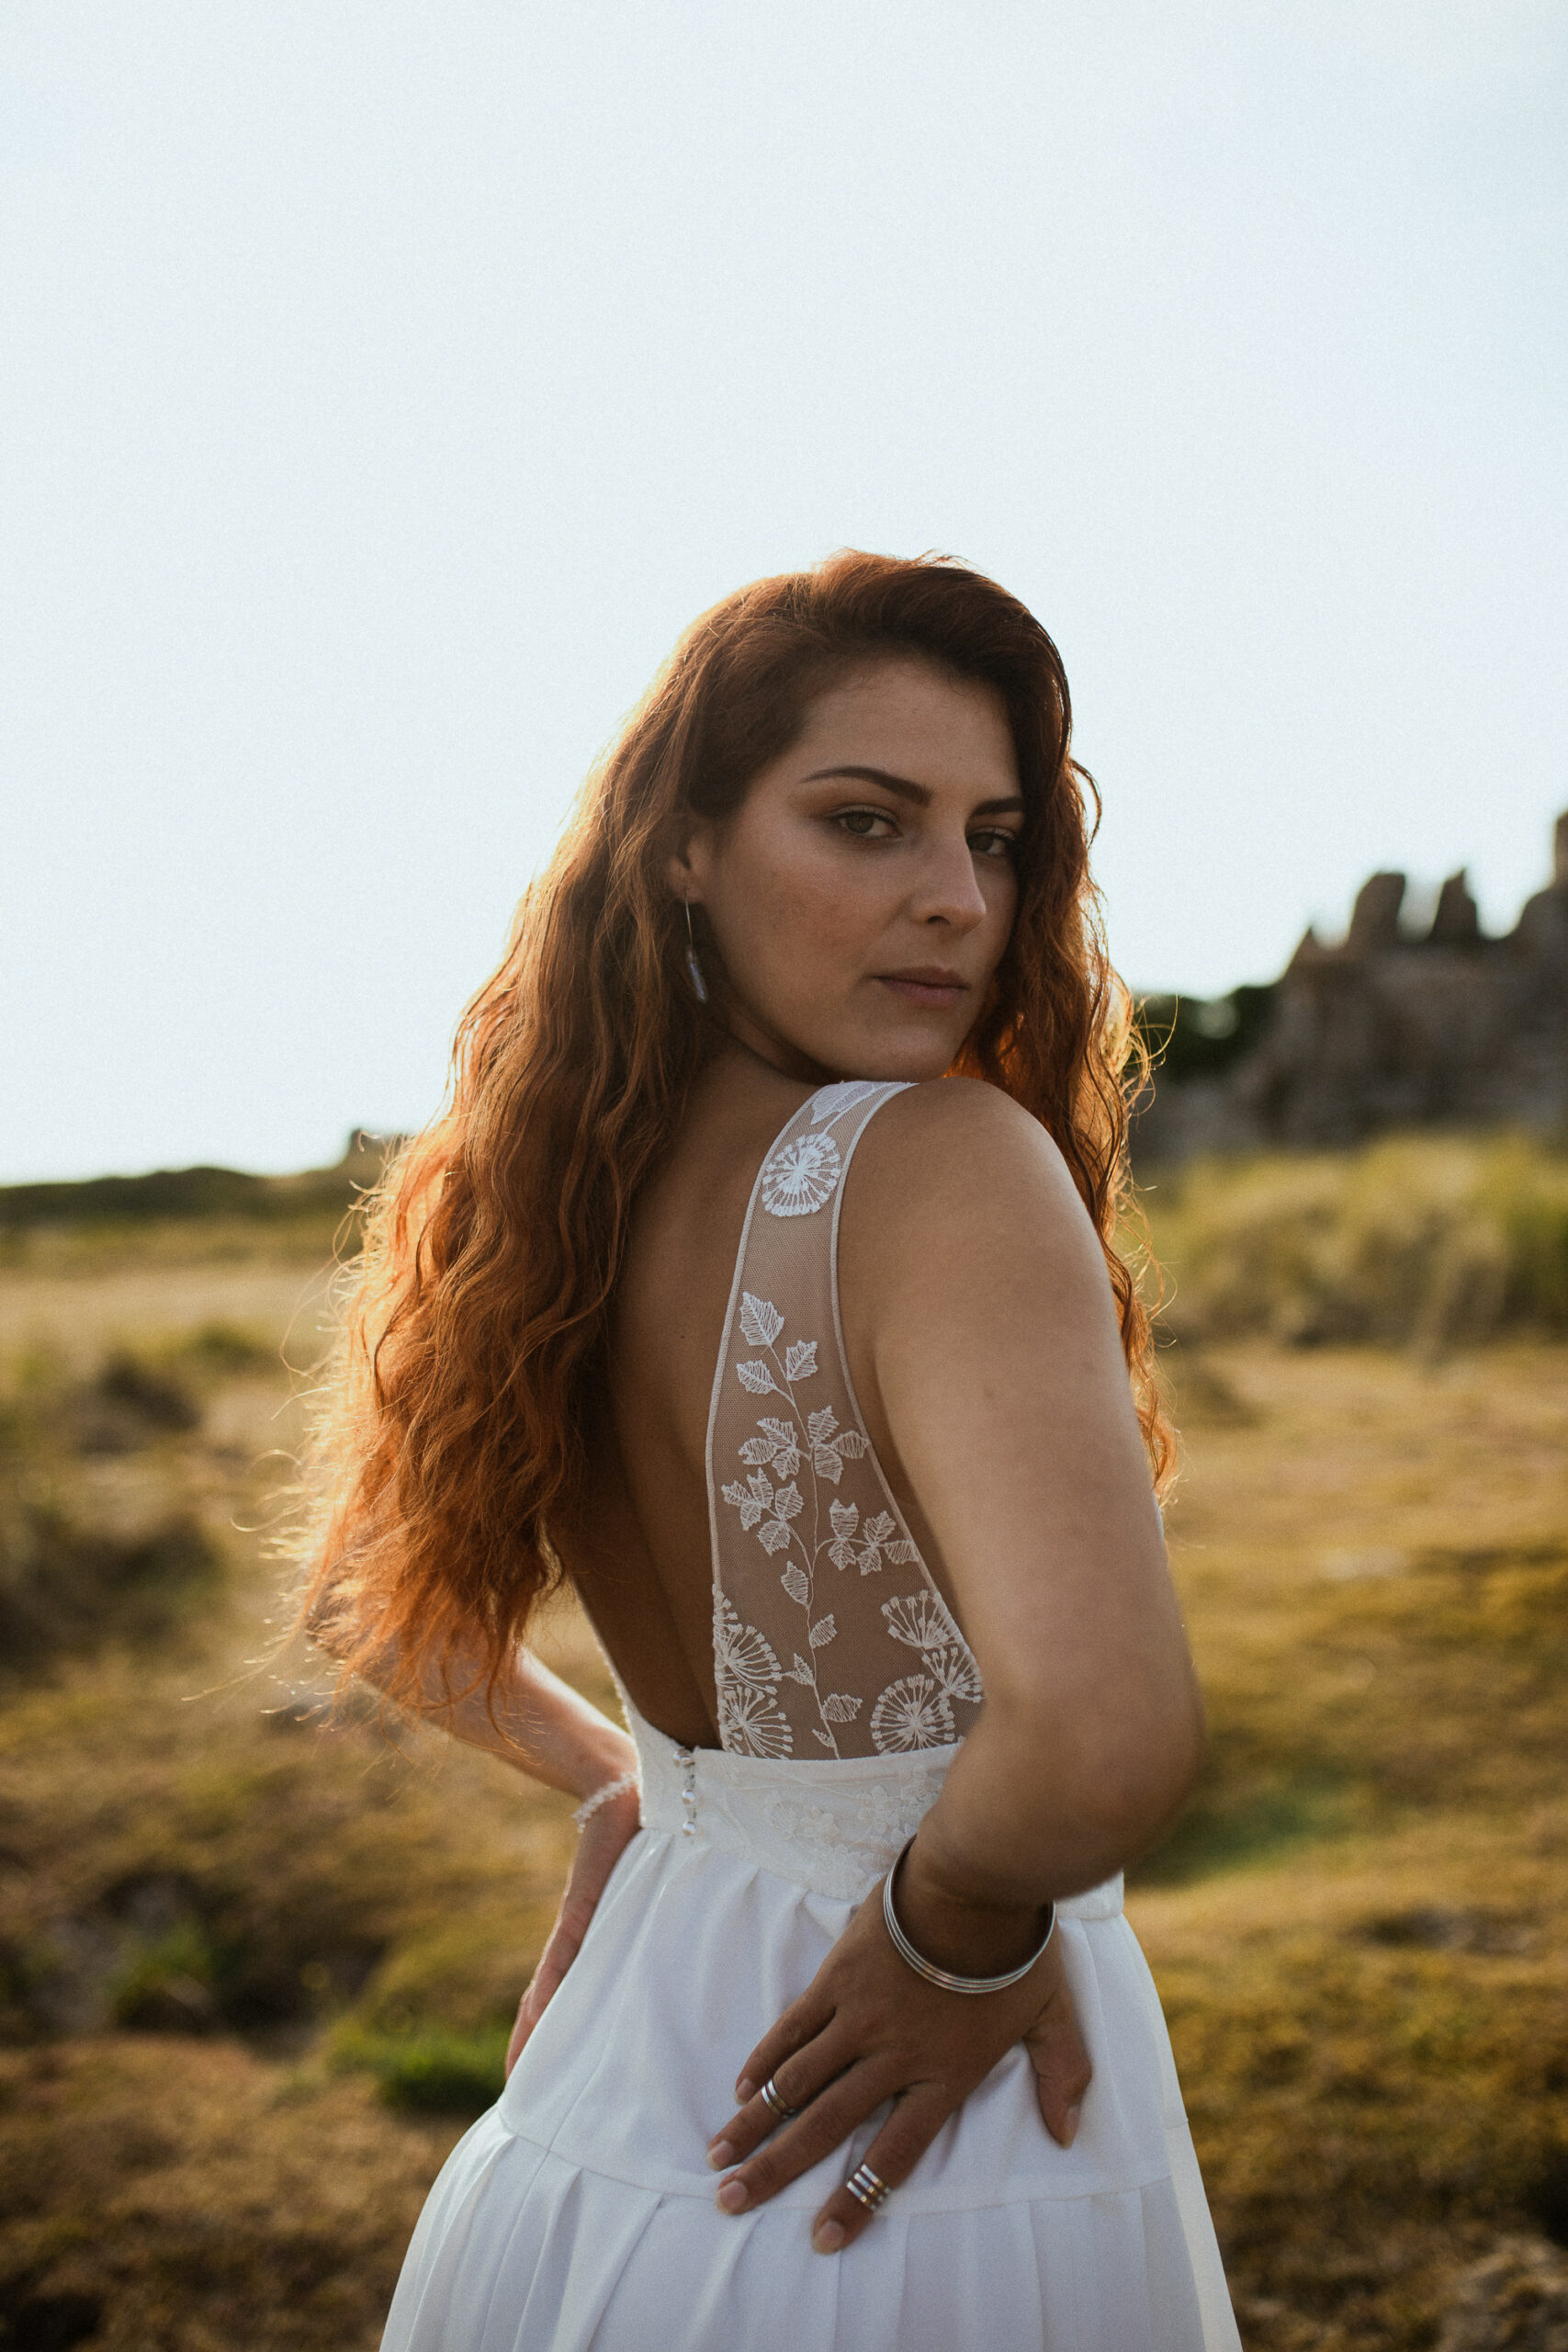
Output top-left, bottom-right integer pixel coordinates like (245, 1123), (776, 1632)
(705, 1081), (985, 1760)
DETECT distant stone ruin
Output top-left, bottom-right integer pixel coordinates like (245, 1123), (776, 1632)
(1134, 812), (1568, 1160)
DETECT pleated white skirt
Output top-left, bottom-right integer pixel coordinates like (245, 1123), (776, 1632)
(381, 1706), (1240, 2351)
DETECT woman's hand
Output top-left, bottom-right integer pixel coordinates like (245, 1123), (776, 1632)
(704, 1863), (1091, 2253)
(504, 1785), (642, 2077)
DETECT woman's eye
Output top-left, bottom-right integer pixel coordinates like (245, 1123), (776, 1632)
(834, 807), (897, 841)
(970, 829), (1020, 861)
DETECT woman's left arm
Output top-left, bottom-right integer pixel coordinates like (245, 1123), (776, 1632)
(310, 1607), (641, 2068)
(410, 1640), (637, 1804)
(410, 1645), (644, 2075)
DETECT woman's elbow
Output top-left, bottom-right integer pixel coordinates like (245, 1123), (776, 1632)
(988, 1669), (1207, 1867)
(1074, 1688), (1204, 1860)
(1127, 1679), (1206, 1841)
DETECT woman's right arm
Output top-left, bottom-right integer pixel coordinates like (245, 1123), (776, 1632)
(706, 1079), (1203, 2247)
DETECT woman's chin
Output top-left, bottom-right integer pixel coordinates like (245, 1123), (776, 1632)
(813, 1025), (964, 1087)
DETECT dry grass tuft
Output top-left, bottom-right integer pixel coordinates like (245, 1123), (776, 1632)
(1144, 1131), (1568, 1351)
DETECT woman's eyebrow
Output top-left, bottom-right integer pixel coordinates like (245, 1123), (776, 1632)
(801, 763), (1025, 818)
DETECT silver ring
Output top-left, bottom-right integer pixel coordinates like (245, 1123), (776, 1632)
(760, 2076), (799, 2123)
(845, 2161), (891, 2212)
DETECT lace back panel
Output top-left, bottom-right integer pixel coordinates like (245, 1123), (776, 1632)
(706, 1080), (985, 1760)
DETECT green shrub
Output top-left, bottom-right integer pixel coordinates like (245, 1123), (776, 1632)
(329, 2024), (510, 2116)
(109, 1923), (220, 2032)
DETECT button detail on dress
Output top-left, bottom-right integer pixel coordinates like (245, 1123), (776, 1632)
(673, 1744), (698, 1836)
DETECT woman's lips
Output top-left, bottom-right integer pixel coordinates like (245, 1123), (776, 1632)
(876, 972), (966, 1009)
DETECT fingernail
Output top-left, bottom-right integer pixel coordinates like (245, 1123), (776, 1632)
(1062, 2102), (1082, 2147)
(813, 2219), (846, 2255)
(734, 2077), (755, 2101)
(717, 2178), (749, 2213)
(707, 2139), (734, 2171)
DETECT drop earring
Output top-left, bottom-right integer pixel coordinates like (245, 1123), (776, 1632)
(683, 899), (709, 1004)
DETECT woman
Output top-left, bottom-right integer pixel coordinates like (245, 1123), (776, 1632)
(299, 550), (1242, 2349)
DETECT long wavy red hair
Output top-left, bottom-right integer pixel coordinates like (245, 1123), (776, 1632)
(294, 550), (1171, 1716)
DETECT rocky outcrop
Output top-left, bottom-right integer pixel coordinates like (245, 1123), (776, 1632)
(1135, 813), (1568, 1160)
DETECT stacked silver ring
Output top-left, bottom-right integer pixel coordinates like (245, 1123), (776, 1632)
(845, 2161), (890, 2213)
(759, 2076), (799, 2123)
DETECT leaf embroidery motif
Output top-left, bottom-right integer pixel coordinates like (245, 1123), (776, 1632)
(808, 1080), (884, 1125)
(740, 1424), (800, 1475)
(739, 1293), (784, 1347)
(827, 1498), (859, 1569)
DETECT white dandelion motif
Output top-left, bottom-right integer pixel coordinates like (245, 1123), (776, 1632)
(713, 1597), (782, 1690)
(882, 1591), (963, 1654)
(761, 1131), (842, 1217)
(718, 1683), (795, 1758)
(870, 1673), (956, 1754)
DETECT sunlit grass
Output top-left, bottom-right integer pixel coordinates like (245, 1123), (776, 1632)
(0, 1169), (1562, 2346)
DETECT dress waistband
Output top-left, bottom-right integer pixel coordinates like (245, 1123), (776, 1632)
(626, 1701), (1123, 1918)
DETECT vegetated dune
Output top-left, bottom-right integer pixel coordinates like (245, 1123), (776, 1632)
(0, 1144), (1564, 2350)
(1143, 1129), (1568, 1351)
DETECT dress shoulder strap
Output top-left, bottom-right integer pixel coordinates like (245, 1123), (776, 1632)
(705, 1080), (985, 1760)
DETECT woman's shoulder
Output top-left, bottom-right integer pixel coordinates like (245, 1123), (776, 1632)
(839, 1075), (1112, 1345)
(852, 1075), (1086, 1231)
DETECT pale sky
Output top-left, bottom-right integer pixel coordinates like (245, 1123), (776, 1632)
(3, 2), (1563, 1182)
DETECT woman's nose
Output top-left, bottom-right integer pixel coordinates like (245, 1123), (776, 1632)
(909, 833), (989, 929)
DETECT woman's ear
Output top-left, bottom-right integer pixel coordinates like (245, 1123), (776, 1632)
(664, 822), (712, 909)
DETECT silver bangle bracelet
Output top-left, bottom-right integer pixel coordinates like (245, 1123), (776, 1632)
(881, 1837), (1055, 1994)
(571, 1770), (640, 1829)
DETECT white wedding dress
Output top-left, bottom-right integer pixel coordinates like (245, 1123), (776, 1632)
(380, 1083), (1241, 2351)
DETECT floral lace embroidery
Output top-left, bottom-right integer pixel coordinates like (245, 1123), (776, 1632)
(882, 1592), (984, 1707)
(760, 1130), (841, 1216)
(710, 1594), (794, 1758)
(719, 1283), (982, 1758)
(807, 1080), (886, 1127)
(752, 1769), (951, 1899)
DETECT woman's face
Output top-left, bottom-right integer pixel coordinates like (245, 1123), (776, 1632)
(671, 657), (1023, 1083)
